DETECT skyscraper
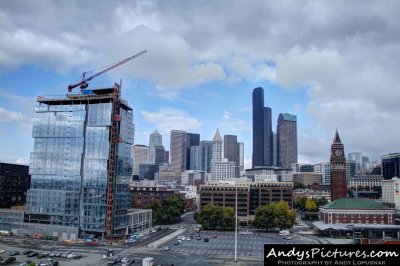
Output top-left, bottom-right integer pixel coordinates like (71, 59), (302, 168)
(277, 113), (297, 168)
(132, 144), (149, 176)
(224, 135), (239, 164)
(211, 129), (236, 181)
(148, 130), (162, 164)
(252, 87), (273, 168)
(170, 130), (187, 175)
(381, 153), (400, 180)
(200, 140), (213, 173)
(154, 145), (165, 165)
(238, 142), (244, 173)
(330, 130), (347, 201)
(27, 84), (134, 237)
(186, 133), (200, 170)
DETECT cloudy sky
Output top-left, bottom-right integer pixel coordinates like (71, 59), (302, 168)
(1, 0), (399, 167)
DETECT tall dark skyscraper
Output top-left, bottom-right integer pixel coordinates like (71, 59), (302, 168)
(277, 113), (297, 168)
(382, 153), (400, 180)
(224, 135), (239, 164)
(252, 87), (273, 168)
(186, 133), (200, 170)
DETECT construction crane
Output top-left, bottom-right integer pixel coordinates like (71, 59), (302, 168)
(67, 49), (147, 92)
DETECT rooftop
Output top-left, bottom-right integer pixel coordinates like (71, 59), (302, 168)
(323, 198), (389, 210)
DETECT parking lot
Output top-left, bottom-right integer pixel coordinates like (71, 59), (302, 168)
(161, 230), (316, 258)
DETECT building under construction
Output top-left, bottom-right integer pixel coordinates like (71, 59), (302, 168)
(21, 84), (151, 239)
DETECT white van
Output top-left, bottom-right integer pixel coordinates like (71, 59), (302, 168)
(279, 230), (289, 236)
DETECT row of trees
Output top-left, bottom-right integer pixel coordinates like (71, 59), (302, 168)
(294, 196), (328, 212)
(197, 204), (235, 230)
(196, 201), (296, 231)
(145, 194), (185, 224)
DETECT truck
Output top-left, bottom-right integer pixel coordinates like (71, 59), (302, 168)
(142, 257), (154, 266)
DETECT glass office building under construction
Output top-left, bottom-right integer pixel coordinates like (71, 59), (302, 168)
(24, 84), (151, 238)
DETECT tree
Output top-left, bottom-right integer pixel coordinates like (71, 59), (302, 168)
(294, 196), (308, 210)
(372, 166), (381, 175)
(253, 205), (275, 231)
(305, 198), (317, 212)
(221, 207), (235, 230)
(145, 200), (162, 224)
(272, 202), (296, 229)
(253, 201), (296, 230)
(294, 182), (306, 189)
(315, 197), (328, 208)
(198, 204), (218, 230)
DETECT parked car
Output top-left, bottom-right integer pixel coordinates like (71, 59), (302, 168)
(18, 260), (34, 266)
(67, 253), (82, 259)
(204, 238), (209, 242)
(213, 235), (218, 238)
(0, 257), (16, 265)
(22, 250), (33, 255)
(9, 251), (20, 256)
(173, 241), (179, 245)
(164, 246), (170, 251)
(27, 251), (39, 257)
(49, 251), (60, 257)
(37, 251), (51, 259)
(61, 251), (71, 258)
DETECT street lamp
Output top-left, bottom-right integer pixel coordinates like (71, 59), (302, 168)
(234, 185), (238, 263)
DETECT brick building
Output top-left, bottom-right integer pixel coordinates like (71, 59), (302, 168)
(199, 181), (293, 223)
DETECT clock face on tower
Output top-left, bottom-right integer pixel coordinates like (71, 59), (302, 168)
(335, 149), (343, 157)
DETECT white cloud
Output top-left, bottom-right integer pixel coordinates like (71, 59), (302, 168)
(0, 106), (26, 122)
(1, 0), (400, 162)
(219, 111), (250, 132)
(141, 107), (202, 137)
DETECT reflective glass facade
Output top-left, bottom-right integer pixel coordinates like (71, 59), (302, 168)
(27, 91), (133, 236)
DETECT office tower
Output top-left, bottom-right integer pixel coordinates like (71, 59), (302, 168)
(154, 145), (165, 165)
(277, 113), (297, 169)
(148, 130), (162, 164)
(211, 129), (236, 181)
(361, 156), (369, 172)
(212, 130), (222, 163)
(273, 133), (277, 167)
(164, 151), (169, 164)
(132, 145), (149, 176)
(27, 85), (134, 237)
(314, 162), (331, 185)
(330, 130), (347, 201)
(186, 133), (200, 170)
(0, 163), (30, 208)
(224, 135), (239, 164)
(252, 87), (273, 168)
(190, 145), (202, 170)
(200, 141), (213, 173)
(170, 130), (187, 175)
(346, 160), (356, 184)
(347, 152), (362, 172)
(381, 153), (400, 180)
(238, 142), (244, 173)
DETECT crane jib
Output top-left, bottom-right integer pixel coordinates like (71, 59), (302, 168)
(67, 49), (147, 92)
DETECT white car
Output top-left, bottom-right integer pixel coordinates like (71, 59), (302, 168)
(181, 236), (186, 241)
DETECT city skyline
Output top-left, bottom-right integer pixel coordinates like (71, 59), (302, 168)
(1, 1), (400, 167)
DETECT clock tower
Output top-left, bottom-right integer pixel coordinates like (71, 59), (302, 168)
(330, 130), (347, 201)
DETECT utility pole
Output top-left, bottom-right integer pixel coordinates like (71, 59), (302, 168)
(235, 185), (238, 263)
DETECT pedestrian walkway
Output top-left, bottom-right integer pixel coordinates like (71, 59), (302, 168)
(148, 229), (187, 248)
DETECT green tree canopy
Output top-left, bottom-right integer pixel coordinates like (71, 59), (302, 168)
(253, 201), (296, 230)
(305, 198), (317, 212)
(197, 203), (235, 231)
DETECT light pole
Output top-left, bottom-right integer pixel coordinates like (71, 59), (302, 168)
(234, 185), (238, 263)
